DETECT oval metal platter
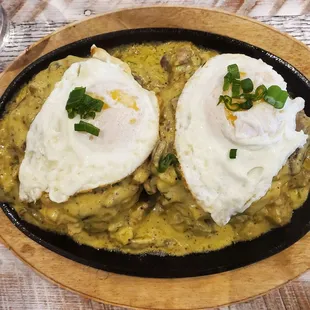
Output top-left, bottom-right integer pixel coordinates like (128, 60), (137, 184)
(1, 28), (310, 279)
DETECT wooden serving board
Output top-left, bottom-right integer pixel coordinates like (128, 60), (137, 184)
(0, 6), (310, 309)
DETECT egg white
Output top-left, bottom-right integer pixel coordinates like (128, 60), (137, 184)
(175, 53), (308, 226)
(19, 47), (159, 203)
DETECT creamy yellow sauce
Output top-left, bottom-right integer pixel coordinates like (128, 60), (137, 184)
(0, 42), (309, 255)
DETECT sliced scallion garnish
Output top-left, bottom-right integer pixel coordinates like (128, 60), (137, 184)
(218, 95), (240, 111)
(229, 149), (237, 159)
(241, 78), (254, 93)
(240, 99), (253, 110)
(232, 79), (241, 98)
(223, 72), (232, 91)
(228, 64), (240, 79)
(74, 120), (100, 136)
(83, 94), (104, 112)
(66, 87), (105, 136)
(264, 85), (288, 109)
(66, 87), (104, 120)
(218, 64), (288, 112)
(240, 93), (255, 100)
(158, 153), (179, 173)
(254, 85), (267, 101)
(86, 111), (96, 119)
(218, 95), (225, 105)
(66, 87), (86, 119)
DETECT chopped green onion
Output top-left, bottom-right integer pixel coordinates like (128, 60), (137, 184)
(66, 87), (104, 120)
(241, 78), (254, 93)
(218, 95), (240, 111)
(223, 72), (232, 91)
(274, 93), (288, 109)
(68, 111), (76, 119)
(218, 95), (225, 105)
(74, 120), (100, 136)
(219, 64), (289, 113)
(264, 85), (288, 109)
(218, 95), (228, 105)
(228, 64), (240, 79)
(78, 95), (103, 119)
(232, 79), (241, 98)
(84, 94), (104, 112)
(254, 85), (267, 101)
(85, 111), (96, 119)
(229, 149), (237, 159)
(240, 93), (255, 100)
(240, 99), (253, 110)
(158, 153), (179, 173)
(66, 87), (86, 119)
(225, 101), (240, 112)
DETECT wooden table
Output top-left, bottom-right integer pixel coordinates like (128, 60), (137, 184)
(0, 1), (310, 309)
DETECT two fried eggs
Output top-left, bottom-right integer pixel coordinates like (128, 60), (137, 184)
(19, 47), (308, 225)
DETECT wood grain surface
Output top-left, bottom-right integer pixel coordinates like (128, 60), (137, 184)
(2, 0), (310, 22)
(0, 1), (310, 310)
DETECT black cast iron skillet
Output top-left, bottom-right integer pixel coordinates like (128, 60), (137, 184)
(1, 28), (310, 278)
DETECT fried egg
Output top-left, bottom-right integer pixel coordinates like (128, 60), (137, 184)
(19, 46), (159, 203)
(175, 54), (308, 225)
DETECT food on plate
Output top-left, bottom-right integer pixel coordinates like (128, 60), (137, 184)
(0, 42), (309, 255)
(19, 45), (159, 203)
(175, 54), (307, 225)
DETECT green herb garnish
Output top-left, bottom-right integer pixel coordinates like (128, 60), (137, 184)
(229, 149), (237, 159)
(228, 64), (240, 79)
(241, 78), (254, 93)
(218, 95), (228, 105)
(232, 79), (241, 98)
(254, 84), (267, 101)
(223, 72), (232, 91)
(264, 85), (288, 109)
(66, 87), (86, 118)
(240, 99), (253, 110)
(66, 87), (104, 119)
(218, 95), (240, 111)
(218, 64), (288, 111)
(66, 87), (104, 136)
(240, 93), (255, 100)
(74, 120), (100, 136)
(158, 153), (179, 173)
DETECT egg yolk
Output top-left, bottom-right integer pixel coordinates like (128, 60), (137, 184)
(225, 109), (237, 125)
(110, 90), (139, 111)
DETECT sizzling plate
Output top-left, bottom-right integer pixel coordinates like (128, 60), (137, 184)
(1, 28), (310, 278)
